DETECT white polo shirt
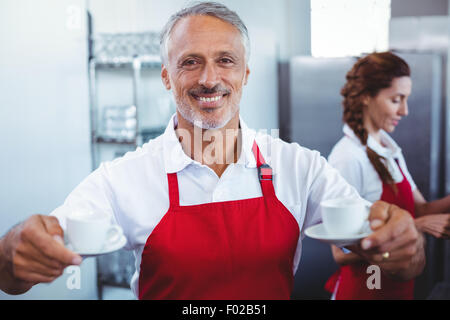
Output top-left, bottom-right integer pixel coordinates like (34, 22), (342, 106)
(51, 114), (362, 298)
(328, 124), (417, 204)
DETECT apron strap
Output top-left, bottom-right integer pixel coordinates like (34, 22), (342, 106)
(251, 141), (276, 198)
(252, 140), (266, 168)
(167, 173), (180, 208)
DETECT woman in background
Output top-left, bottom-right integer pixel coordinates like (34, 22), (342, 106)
(325, 52), (450, 300)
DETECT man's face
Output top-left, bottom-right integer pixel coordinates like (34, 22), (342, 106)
(161, 15), (250, 129)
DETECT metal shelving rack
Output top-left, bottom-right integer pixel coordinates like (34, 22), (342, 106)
(87, 27), (165, 299)
(88, 55), (163, 169)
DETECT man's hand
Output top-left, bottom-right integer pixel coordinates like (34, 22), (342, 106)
(0, 215), (82, 295)
(347, 201), (425, 281)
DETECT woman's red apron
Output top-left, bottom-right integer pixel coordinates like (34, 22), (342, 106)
(138, 141), (300, 300)
(325, 160), (415, 300)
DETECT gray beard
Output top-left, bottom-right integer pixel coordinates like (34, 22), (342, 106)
(177, 103), (239, 130)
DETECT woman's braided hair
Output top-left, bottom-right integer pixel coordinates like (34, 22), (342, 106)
(341, 52), (410, 193)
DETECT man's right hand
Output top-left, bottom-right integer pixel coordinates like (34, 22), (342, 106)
(0, 215), (82, 294)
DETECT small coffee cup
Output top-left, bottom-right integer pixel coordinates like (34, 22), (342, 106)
(66, 212), (123, 254)
(321, 198), (370, 236)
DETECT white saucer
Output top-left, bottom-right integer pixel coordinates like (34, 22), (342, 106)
(304, 222), (373, 247)
(66, 235), (127, 258)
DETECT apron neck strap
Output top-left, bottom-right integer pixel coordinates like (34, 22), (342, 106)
(252, 140), (266, 167)
(252, 141), (273, 181)
(252, 141), (276, 198)
(167, 173), (180, 208)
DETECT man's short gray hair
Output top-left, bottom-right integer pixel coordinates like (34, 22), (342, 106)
(160, 1), (251, 65)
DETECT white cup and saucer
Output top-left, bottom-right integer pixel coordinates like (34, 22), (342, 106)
(65, 212), (127, 258)
(305, 198), (373, 247)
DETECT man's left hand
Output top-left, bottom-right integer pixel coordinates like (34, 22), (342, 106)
(347, 201), (425, 281)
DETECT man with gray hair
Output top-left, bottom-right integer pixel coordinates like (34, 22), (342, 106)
(0, 1), (425, 300)
(160, 1), (251, 65)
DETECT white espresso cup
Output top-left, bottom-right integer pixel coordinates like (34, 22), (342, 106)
(321, 198), (371, 236)
(66, 212), (123, 254)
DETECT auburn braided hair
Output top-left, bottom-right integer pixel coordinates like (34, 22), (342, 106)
(341, 52), (410, 193)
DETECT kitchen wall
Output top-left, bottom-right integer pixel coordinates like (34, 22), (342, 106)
(0, 0), (97, 299)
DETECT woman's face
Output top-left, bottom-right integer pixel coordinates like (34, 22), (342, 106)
(363, 76), (412, 134)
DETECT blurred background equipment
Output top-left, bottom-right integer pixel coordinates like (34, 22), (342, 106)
(88, 27), (172, 168)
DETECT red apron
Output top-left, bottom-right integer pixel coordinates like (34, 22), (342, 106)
(325, 160), (415, 300)
(138, 141), (300, 300)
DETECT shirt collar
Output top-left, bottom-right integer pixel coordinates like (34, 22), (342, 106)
(343, 124), (404, 182)
(162, 113), (258, 174)
(162, 114), (194, 174)
(343, 124), (402, 159)
(238, 116), (258, 169)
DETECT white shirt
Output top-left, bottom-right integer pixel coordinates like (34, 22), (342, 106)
(51, 114), (362, 298)
(328, 124), (417, 204)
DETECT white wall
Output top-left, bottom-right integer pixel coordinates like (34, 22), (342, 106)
(0, 0), (97, 299)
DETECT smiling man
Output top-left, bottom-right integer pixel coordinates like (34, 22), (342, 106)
(0, 2), (425, 300)
(162, 12), (249, 131)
